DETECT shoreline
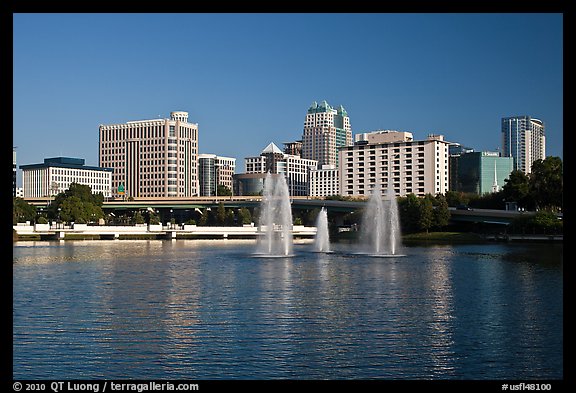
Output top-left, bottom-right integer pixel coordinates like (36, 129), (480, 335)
(13, 231), (562, 244)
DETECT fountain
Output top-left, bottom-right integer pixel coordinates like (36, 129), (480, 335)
(313, 207), (330, 253)
(359, 185), (404, 256)
(255, 172), (293, 257)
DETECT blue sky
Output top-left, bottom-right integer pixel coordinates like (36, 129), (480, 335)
(13, 13), (563, 185)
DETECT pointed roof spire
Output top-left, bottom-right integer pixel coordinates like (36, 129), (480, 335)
(261, 142), (283, 155)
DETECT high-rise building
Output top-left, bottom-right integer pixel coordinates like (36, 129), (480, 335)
(501, 116), (546, 174)
(198, 154), (236, 196)
(99, 111), (199, 198)
(339, 131), (450, 197)
(20, 157), (112, 198)
(451, 151), (514, 195)
(302, 100), (352, 167)
(244, 142), (317, 196)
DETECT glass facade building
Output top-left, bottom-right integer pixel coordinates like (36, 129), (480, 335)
(452, 151), (514, 195)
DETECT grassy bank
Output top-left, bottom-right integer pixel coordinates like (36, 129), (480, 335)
(402, 231), (487, 244)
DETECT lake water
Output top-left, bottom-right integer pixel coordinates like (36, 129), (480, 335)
(13, 240), (563, 380)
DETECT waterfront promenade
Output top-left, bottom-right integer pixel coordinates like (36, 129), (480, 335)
(12, 222), (317, 240)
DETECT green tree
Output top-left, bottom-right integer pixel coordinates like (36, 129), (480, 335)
(148, 211), (160, 225)
(502, 170), (532, 209)
(444, 190), (469, 207)
(13, 197), (36, 224)
(132, 211), (145, 224)
(48, 183), (104, 222)
(225, 210), (235, 226)
(398, 193), (420, 233)
(529, 157), (563, 211)
(418, 195), (434, 233)
(217, 184), (232, 196)
(198, 208), (209, 226)
(216, 202), (227, 225)
(433, 193), (451, 229)
(238, 207), (252, 225)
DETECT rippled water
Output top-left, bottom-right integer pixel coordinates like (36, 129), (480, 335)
(13, 240), (563, 380)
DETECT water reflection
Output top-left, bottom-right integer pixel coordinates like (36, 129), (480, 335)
(13, 241), (563, 379)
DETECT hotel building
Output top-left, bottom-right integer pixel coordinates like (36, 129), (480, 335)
(244, 142), (317, 196)
(302, 100), (352, 167)
(309, 165), (339, 197)
(20, 157), (112, 198)
(501, 116), (545, 174)
(198, 154), (236, 196)
(339, 130), (450, 197)
(99, 111), (199, 198)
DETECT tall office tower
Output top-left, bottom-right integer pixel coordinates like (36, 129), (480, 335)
(501, 116), (546, 174)
(198, 154), (236, 196)
(99, 111), (199, 198)
(302, 100), (352, 167)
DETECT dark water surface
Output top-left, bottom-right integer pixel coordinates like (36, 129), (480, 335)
(13, 240), (563, 380)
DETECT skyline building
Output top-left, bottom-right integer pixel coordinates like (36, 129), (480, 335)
(339, 130), (450, 198)
(99, 111), (199, 198)
(244, 142), (317, 196)
(309, 164), (339, 197)
(198, 154), (236, 196)
(501, 115), (546, 174)
(302, 100), (352, 168)
(20, 157), (112, 198)
(450, 151), (514, 195)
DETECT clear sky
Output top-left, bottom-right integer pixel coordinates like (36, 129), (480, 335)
(13, 13), (563, 186)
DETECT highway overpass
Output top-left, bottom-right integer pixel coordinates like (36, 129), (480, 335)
(22, 196), (554, 225)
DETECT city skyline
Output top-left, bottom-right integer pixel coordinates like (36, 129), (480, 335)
(13, 13), (563, 186)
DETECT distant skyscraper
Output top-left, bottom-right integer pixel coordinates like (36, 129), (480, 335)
(99, 111), (199, 198)
(302, 100), (352, 167)
(501, 116), (545, 174)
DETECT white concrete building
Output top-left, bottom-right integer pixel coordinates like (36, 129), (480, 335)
(309, 164), (339, 197)
(20, 157), (112, 198)
(244, 142), (317, 196)
(339, 131), (450, 197)
(99, 111), (199, 198)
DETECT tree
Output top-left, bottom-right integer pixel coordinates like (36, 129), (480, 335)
(132, 211), (145, 224)
(217, 184), (232, 196)
(502, 170), (532, 209)
(13, 197), (36, 224)
(529, 157), (563, 211)
(398, 193), (420, 233)
(418, 195), (434, 233)
(433, 193), (451, 229)
(198, 208), (209, 226)
(48, 183), (104, 222)
(216, 202), (227, 225)
(238, 207), (252, 225)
